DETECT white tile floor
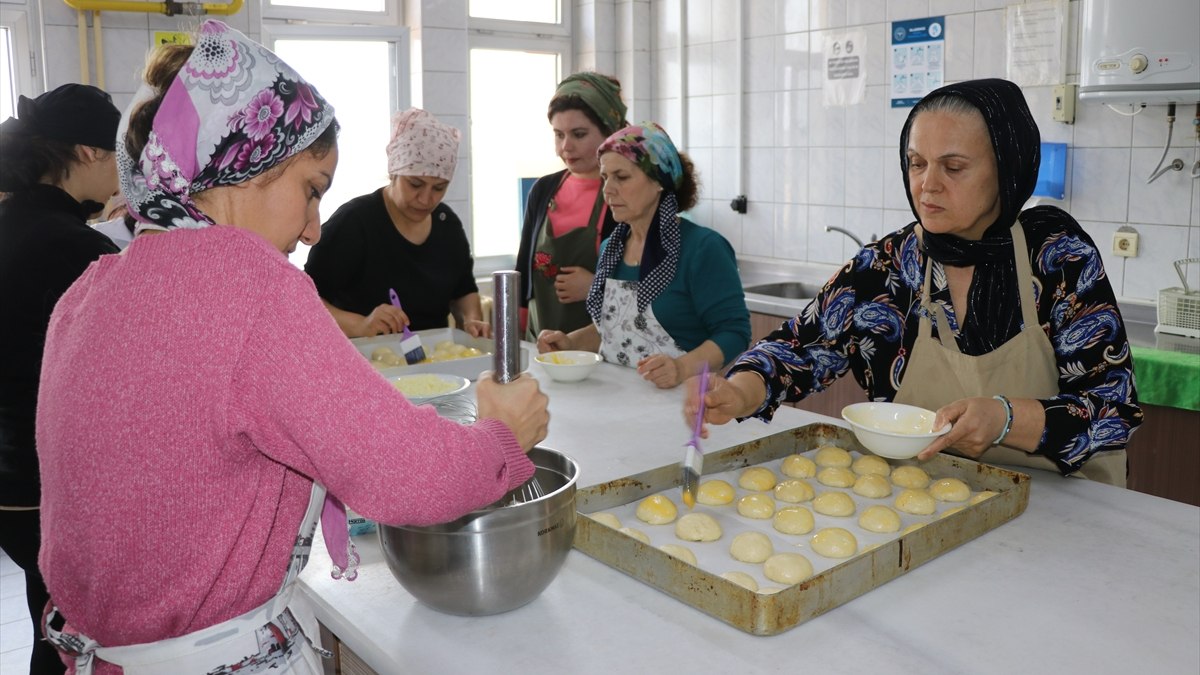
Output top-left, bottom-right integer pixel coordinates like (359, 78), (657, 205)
(1, 547), (33, 675)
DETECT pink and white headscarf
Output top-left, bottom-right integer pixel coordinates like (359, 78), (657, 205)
(385, 108), (460, 181)
(117, 20), (335, 232)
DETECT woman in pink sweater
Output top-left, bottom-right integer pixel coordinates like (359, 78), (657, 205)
(36, 21), (547, 674)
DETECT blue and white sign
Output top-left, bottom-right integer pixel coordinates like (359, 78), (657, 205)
(890, 16), (945, 108)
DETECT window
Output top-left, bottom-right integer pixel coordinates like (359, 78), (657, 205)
(469, 0), (560, 24)
(264, 0), (399, 26)
(0, 7), (36, 119)
(264, 24), (409, 268)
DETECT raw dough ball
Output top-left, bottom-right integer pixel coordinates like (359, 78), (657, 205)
(811, 527), (858, 558)
(659, 544), (698, 565)
(636, 495), (679, 524)
(812, 491), (856, 517)
(773, 507), (815, 535)
(781, 454), (817, 478)
(763, 553), (814, 585)
(814, 445), (853, 468)
(894, 488), (937, 515)
(591, 512), (621, 529)
(969, 490), (997, 505)
(891, 465), (931, 489)
(758, 586), (784, 595)
(901, 522), (926, 535)
(737, 494), (777, 519)
(370, 346), (397, 362)
(620, 526), (651, 544)
(853, 474), (893, 499)
(852, 454), (891, 477)
(721, 571), (759, 591)
(697, 479), (736, 506)
(738, 467), (778, 491)
(379, 352), (406, 367)
(860, 543), (880, 554)
(675, 512), (723, 542)
(858, 505), (902, 533)
(730, 531), (775, 563)
(774, 479), (815, 503)
(816, 467), (856, 488)
(939, 506), (965, 519)
(929, 477), (970, 502)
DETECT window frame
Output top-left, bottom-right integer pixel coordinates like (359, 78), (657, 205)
(0, 5), (39, 106)
(468, 0), (571, 38)
(262, 0), (401, 27)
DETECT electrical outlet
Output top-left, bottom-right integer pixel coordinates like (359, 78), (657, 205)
(1052, 84), (1077, 124)
(1113, 231), (1139, 257)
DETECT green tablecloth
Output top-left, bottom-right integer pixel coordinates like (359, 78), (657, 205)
(1131, 346), (1200, 411)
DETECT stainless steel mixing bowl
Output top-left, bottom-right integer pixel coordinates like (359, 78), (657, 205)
(378, 446), (578, 616)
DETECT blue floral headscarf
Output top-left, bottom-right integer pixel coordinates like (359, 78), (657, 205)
(116, 20), (335, 232)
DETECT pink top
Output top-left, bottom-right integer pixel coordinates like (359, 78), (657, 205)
(37, 226), (533, 662)
(547, 174), (606, 243)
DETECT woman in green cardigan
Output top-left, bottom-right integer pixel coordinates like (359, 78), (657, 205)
(536, 122), (750, 389)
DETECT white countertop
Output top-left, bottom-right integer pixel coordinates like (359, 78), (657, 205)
(299, 360), (1200, 674)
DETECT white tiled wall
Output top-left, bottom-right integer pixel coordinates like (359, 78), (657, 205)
(648, 0), (1200, 303)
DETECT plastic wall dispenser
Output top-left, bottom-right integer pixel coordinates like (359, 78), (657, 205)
(1078, 0), (1200, 106)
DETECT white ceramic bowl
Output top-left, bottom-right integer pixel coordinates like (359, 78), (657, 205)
(841, 402), (951, 459)
(389, 373), (470, 404)
(534, 351), (602, 383)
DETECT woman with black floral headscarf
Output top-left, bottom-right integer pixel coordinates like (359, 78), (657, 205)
(689, 79), (1141, 485)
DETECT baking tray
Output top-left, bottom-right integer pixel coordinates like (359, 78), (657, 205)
(351, 328), (529, 381)
(572, 422), (1029, 635)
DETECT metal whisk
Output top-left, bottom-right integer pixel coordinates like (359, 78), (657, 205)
(493, 270), (545, 506)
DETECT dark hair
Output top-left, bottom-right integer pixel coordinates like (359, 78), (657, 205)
(0, 134), (84, 191)
(674, 152), (700, 211)
(546, 74), (626, 137)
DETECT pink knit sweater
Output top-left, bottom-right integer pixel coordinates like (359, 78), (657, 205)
(37, 226), (533, 662)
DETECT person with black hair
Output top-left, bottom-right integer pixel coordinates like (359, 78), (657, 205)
(0, 82), (121, 675)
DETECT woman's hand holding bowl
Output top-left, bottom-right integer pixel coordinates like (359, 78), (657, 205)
(917, 396), (1009, 460)
(537, 329), (572, 353)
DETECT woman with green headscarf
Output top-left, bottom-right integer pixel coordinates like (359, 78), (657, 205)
(515, 72), (628, 339)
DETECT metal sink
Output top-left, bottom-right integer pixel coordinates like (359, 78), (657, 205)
(743, 281), (822, 299)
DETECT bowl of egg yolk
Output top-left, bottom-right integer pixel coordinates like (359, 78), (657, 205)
(534, 350), (602, 382)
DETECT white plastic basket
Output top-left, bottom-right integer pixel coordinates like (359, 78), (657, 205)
(1156, 258), (1200, 339)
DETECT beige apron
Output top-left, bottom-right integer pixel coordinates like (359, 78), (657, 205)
(894, 221), (1127, 486)
(44, 484), (332, 674)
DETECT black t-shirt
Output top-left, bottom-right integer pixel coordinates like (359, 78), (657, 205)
(304, 189), (478, 330)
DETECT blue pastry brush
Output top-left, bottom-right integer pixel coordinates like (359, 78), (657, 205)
(388, 288), (426, 365)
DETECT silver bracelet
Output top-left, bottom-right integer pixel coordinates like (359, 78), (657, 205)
(992, 395), (1014, 446)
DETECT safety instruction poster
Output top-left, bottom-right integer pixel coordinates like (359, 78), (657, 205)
(823, 29), (867, 107)
(890, 16), (945, 108)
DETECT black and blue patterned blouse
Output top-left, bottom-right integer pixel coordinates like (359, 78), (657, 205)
(729, 207), (1143, 476)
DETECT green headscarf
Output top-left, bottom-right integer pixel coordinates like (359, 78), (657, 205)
(551, 72), (627, 135)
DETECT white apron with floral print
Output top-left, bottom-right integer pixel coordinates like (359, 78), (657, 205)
(598, 278), (685, 366)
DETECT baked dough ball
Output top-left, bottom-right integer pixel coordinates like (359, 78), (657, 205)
(721, 571), (759, 592)
(969, 490), (998, 505)
(730, 531), (774, 563)
(590, 512), (621, 529)
(858, 505), (902, 533)
(697, 479), (736, 506)
(774, 479), (815, 503)
(891, 465), (931, 489)
(852, 454), (891, 477)
(929, 477), (970, 502)
(811, 527), (858, 558)
(738, 467), (777, 491)
(773, 507), (815, 535)
(853, 474), (893, 499)
(939, 506), (965, 519)
(894, 488), (937, 515)
(763, 553), (814, 585)
(780, 454), (817, 478)
(901, 522), (926, 535)
(814, 445), (853, 468)
(659, 544), (698, 565)
(636, 495), (679, 524)
(737, 494), (777, 519)
(816, 467), (856, 488)
(675, 512), (723, 542)
(619, 526), (651, 544)
(812, 491), (856, 517)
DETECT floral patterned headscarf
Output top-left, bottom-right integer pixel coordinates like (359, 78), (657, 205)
(595, 122), (684, 193)
(385, 107), (460, 181)
(117, 20), (335, 232)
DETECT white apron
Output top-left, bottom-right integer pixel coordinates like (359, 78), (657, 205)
(894, 221), (1126, 486)
(45, 484), (334, 674)
(597, 278), (686, 366)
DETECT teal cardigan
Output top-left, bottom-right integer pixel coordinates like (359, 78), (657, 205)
(606, 218), (750, 364)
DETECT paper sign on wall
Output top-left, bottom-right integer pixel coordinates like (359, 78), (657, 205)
(890, 16), (945, 108)
(153, 31), (193, 47)
(1006, 0), (1067, 86)
(823, 29), (867, 107)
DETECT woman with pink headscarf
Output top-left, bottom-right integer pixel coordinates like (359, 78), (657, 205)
(305, 108), (489, 338)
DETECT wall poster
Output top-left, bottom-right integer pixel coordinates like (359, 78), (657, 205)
(890, 16), (945, 108)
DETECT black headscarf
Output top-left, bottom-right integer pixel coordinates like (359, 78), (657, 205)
(899, 78), (1040, 354)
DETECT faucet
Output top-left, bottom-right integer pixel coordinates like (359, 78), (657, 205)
(825, 225), (872, 249)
